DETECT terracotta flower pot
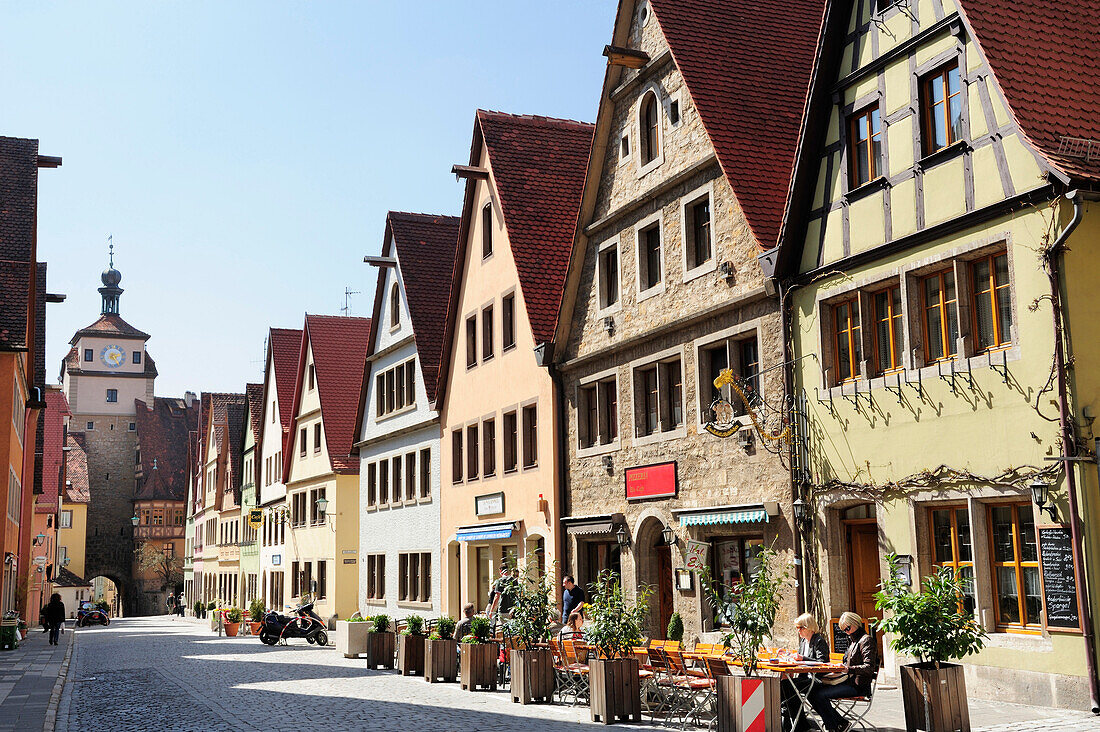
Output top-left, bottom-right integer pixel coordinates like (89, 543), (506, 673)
(249, 621), (263, 635)
(224, 622), (240, 637)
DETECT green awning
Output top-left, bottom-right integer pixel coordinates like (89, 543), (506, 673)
(679, 508), (769, 526)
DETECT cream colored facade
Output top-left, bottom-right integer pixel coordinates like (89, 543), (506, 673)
(438, 138), (560, 618)
(58, 502), (87, 580)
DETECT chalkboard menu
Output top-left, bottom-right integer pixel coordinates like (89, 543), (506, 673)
(1039, 525), (1081, 630)
(830, 619), (851, 655)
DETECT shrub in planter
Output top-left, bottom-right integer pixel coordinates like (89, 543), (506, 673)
(583, 570), (650, 724)
(364, 614), (395, 669)
(223, 607), (242, 637)
(460, 616), (499, 691)
(502, 555), (557, 704)
(667, 612), (684, 643)
(425, 616), (458, 683)
(248, 599), (265, 634)
(874, 553), (987, 732)
(702, 545), (790, 732)
(398, 615), (427, 677)
(193, 601), (205, 619)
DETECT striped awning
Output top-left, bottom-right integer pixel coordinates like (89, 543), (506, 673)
(456, 521), (517, 542)
(679, 508), (770, 526)
(567, 521), (616, 536)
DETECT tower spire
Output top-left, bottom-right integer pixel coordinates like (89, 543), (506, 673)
(99, 235), (124, 315)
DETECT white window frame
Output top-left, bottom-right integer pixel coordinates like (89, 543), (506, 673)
(629, 345), (687, 447)
(680, 180), (718, 282)
(634, 211), (665, 302)
(636, 86), (665, 178)
(576, 366), (621, 458)
(693, 320), (764, 430)
(596, 237), (623, 317)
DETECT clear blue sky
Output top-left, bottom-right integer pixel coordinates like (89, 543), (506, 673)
(1, 1), (614, 396)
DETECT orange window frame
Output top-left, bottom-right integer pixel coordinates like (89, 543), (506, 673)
(832, 298), (861, 384)
(921, 270), (957, 362)
(970, 252), (1012, 353)
(988, 502), (1042, 633)
(921, 62), (962, 156)
(848, 106), (882, 187)
(929, 505), (974, 614)
(873, 285), (904, 375)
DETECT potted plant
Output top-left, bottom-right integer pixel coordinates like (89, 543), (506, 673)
(248, 599), (265, 635)
(459, 615), (499, 691)
(224, 607), (242, 637)
(667, 612), (684, 644)
(193, 601), (205, 619)
(425, 616), (458, 683)
(365, 614), (395, 669)
(397, 615), (427, 676)
(502, 556), (556, 704)
(583, 570), (650, 724)
(336, 615), (372, 658)
(874, 553), (987, 732)
(702, 545), (790, 732)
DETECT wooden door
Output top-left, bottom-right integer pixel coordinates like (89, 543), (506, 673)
(846, 522), (881, 622)
(656, 544), (674, 639)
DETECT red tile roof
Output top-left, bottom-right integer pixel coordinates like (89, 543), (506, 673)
(478, 111), (594, 346)
(285, 315), (371, 477)
(648, 0), (825, 250)
(64, 433), (90, 504)
(246, 382), (264, 444)
(36, 388), (69, 514)
(134, 397), (197, 502)
(269, 327), (304, 448)
(0, 137), (39, 351)
(69, 313), (150, 344)
(384, 212), (460, 403)
(53, 565), (90, 588)
(962, 0), (1100, 182)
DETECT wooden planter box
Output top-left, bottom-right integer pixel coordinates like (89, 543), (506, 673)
(335, 621), (372, 658)
(590, 657), (642, 725)
(424, 638), (458, 683)
(460, 642), (500, 691)
(397, 633), (426, 676)
(716, 674), (781, 732)
(365, 631), (396, 669)
(510, 648), (555, 705)
(901, 662), (971, 732)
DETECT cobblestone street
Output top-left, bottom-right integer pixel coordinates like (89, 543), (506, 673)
(48, 617), (1100, 732)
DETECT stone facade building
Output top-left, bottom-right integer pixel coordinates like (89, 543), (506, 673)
(552, 0), (823, 642)
(355, 212), (458, 619)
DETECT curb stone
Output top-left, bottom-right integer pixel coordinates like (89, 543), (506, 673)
(42, 626), (75, 732)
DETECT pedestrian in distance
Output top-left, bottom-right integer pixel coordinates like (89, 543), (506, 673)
(44, 594), (66, 646)
(561, 575), (585, 624)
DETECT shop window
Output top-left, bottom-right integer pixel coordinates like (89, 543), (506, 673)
(710, 537), (764, 625)
(873, 285), (905, 375)
(833, 297), (862, 384)
(420, 448), (431, 498)
(578, 376), (618, 448)
(466, 315), (477, 368)
(638, 222), (663, 292)
(921, 62), (963, 156)
(848, 105), (882, 187)
(482, 305), (494, 361)
(930, 506), (976, 615)
(598, 241), (620, 310)
(971, 252), (1012, 353)
(503, 411), (518, 472)
(640, 92), (660, 165)
(483, 419), (496, 477)
(502, 293), (516, 351)
(989, 503), (1041, 631)
(451, 431), (463, 483)
(685, 194), (712, 272)
(522, 405), (538, 468)
(922, 270), (959, 362)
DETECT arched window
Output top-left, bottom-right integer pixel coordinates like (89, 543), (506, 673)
(641, 92), (660, 165)
(390, 283), (400, 328)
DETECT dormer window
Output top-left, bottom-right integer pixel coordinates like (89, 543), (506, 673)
(641, 93), (660, 165)
(390, 283), (400, 329)
(482, 203), (493, 259)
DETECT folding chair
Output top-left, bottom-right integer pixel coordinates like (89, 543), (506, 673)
(833, 673), (880, 731)
(667, 649), (714, 729)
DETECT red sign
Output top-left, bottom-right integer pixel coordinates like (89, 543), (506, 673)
(625, 462), (678, 501)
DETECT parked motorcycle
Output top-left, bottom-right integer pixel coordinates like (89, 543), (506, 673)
(258, 601), (327, 646)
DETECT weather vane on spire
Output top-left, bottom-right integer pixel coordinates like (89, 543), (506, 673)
(108, 234), (114, 268)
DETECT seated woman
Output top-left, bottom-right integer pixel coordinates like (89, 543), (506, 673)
(557, 611), (584, 642)
(782, 613), (829, 731)
(808, 612), (877, 732)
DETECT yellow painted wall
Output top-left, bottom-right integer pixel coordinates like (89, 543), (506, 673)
(59, 502), (88, 579)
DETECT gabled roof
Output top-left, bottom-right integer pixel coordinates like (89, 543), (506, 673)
(0, 137), (39, 352)
(960, 0), (1100, 183)
(61, 344), (158, 379)
(437, 111), (593, 406)
(246, 382), (264, 445)
(64, 433), (90, 504)
(53, 566), (90, 588)
(134, 396), (197, 503)
(648, 0), (824, 251)
(284, 314), (371, 478)
(268, 327), (304, 447)
(36, 387), (69, 514)
(69, 313), (150, 344)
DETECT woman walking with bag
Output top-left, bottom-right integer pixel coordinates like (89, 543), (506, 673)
(44, 594), (66, 646)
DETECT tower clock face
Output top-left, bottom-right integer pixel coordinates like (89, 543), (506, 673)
(100, 344), (126, 368)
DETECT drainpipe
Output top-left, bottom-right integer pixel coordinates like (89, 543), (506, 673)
(538, 342), (569, 603)
(1045, 189), (1100, 713)
(778, 281), (807, 617)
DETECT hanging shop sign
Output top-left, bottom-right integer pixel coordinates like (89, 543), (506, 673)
(248, 509), (263, 529)
(625, 461), (677, 501)
(683, 540), (709, 572)
(705, 368), (746, 438)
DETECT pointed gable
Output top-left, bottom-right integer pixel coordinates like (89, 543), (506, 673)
(37, 387), (69, 513)
(269, 327), (303, 443)
(961, 0), (1100, 182)
(134, 396), (195, 502)
(286, 315), (371, 477)
(246, 382), (264, 443)
(64, 433), (90, 504)
(69, 313), (151, 343)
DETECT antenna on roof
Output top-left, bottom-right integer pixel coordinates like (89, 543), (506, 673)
(341, 287), (361, 316)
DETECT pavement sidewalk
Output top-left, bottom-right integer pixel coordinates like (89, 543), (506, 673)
(0, 623), (73, 732)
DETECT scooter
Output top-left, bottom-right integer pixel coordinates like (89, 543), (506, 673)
(258, 601), (327, 646)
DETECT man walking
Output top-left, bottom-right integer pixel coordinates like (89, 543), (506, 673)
(561, 575), (585, 624)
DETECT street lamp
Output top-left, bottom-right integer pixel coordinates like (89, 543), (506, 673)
(615, 525), (629, 549)
(130, 514), (140, 527)
(792, 498), (809, 527)
(661, 525), (677, 547)
(315, 496), (329, 518)
(1030, 479), (1057, 521)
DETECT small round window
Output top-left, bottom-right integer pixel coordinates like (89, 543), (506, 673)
(639, 1), (650, 25)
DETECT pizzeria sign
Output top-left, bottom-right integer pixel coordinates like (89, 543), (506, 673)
(625, 461), (678, 501)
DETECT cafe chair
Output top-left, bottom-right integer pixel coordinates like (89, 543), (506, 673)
(832, 671), (879, 731)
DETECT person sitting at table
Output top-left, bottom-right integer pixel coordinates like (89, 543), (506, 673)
(782, 613), (830, 731)
(808, 612), (877, 732)
(558, 611), (584, 642)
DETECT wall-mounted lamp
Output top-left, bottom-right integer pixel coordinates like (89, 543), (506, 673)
(661, 525), (677, 547)
(719, 261), (736, 284)
(737, 429), (754, 450)
(603, 317), (615, 336)
(792, 498), (810, 527)
(1030, 479), (1057, 521)
(130, 514), (140, 527)
(32, 534), (46, 547)
(895, 554), (914, 587)
(602, 455), (614, 474)
(315, 496), (329, 519)
(615, 525), (630, 549)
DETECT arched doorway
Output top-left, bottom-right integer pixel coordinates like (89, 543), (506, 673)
(634, 517), (674, 640)
(87, 575), (122, 618)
